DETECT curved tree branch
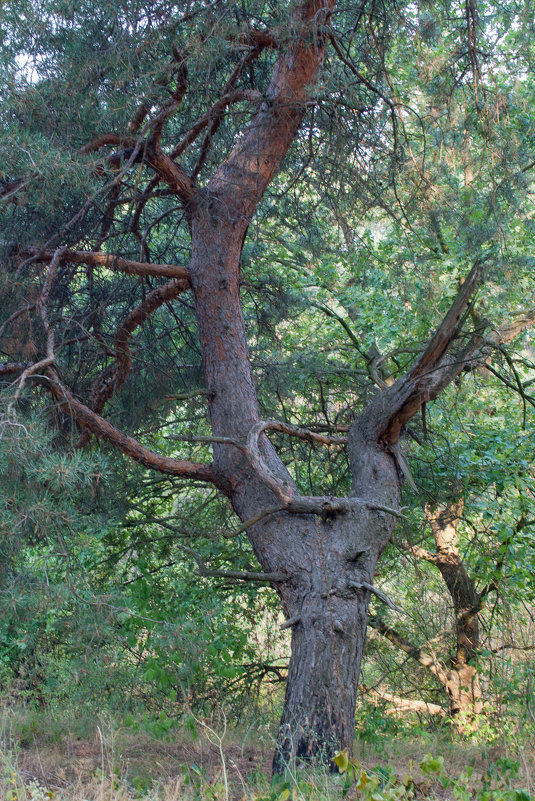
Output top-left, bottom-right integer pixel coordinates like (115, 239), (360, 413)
(245, 418), (346, 505)
(368, 615), (449, 685)
(171, 89), (263, 161)
(80, 134), (136, 155)
(87, 277), (191, 417)
(244, 420), (407, 520)
(45, 370), (219, 486)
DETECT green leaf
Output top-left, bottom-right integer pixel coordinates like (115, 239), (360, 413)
(334, 748), (350, 773)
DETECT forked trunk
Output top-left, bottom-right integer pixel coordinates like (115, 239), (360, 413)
(188, 215), (402, 766)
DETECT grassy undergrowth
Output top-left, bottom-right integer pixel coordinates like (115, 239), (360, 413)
(0, 706), (533, 801)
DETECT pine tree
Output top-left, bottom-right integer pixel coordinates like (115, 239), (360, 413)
(1, 0), (534, 769)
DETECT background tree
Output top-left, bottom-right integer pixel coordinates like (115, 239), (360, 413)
(363, 368), (535, 731)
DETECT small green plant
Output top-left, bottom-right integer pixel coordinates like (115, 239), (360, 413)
(333, 749), (532, 801)
(444, 757), (531, 801)
(419, 752), (445, 777)
(334, 748), (413, 799)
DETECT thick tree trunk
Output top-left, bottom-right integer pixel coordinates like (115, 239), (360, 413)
(271, 500), (398, 770)
(274, 591), (369, 772)
(272, 529), (375, 772)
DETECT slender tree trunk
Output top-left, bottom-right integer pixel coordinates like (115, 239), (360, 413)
(445, 661), (482, 724)
(379, 503), (484, 728)
(426, 504), (483, 727)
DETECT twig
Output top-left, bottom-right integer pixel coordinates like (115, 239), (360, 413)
(222, 505), (285, 538)
(56, 533), (164, 625)
(280, 615), (301, 630)
(483, 363), (535, 408)
(8, 247), (64, 411)
(177, 543), (286, 583)
(348, 580), (405, 614)
(164, 390), (212, 401)
(167, 433), (246, 450)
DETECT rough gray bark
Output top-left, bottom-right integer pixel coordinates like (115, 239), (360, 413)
(272, 509), (396, 771)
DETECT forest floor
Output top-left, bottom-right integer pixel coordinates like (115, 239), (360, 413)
(0, 708), (533, 800)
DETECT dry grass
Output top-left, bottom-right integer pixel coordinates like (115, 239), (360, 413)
(1, 732), (264, 798)
(0, 711), (273, 800)
(0, 709), (533, 800)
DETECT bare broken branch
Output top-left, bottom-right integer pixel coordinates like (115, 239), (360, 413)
(348, 581), (405, 613)
(367, 688), (446, 717)
(280, 615), (301, 630)
(9, 248), (64, 410)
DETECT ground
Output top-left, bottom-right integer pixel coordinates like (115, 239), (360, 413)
(0, 708), (533, 800)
